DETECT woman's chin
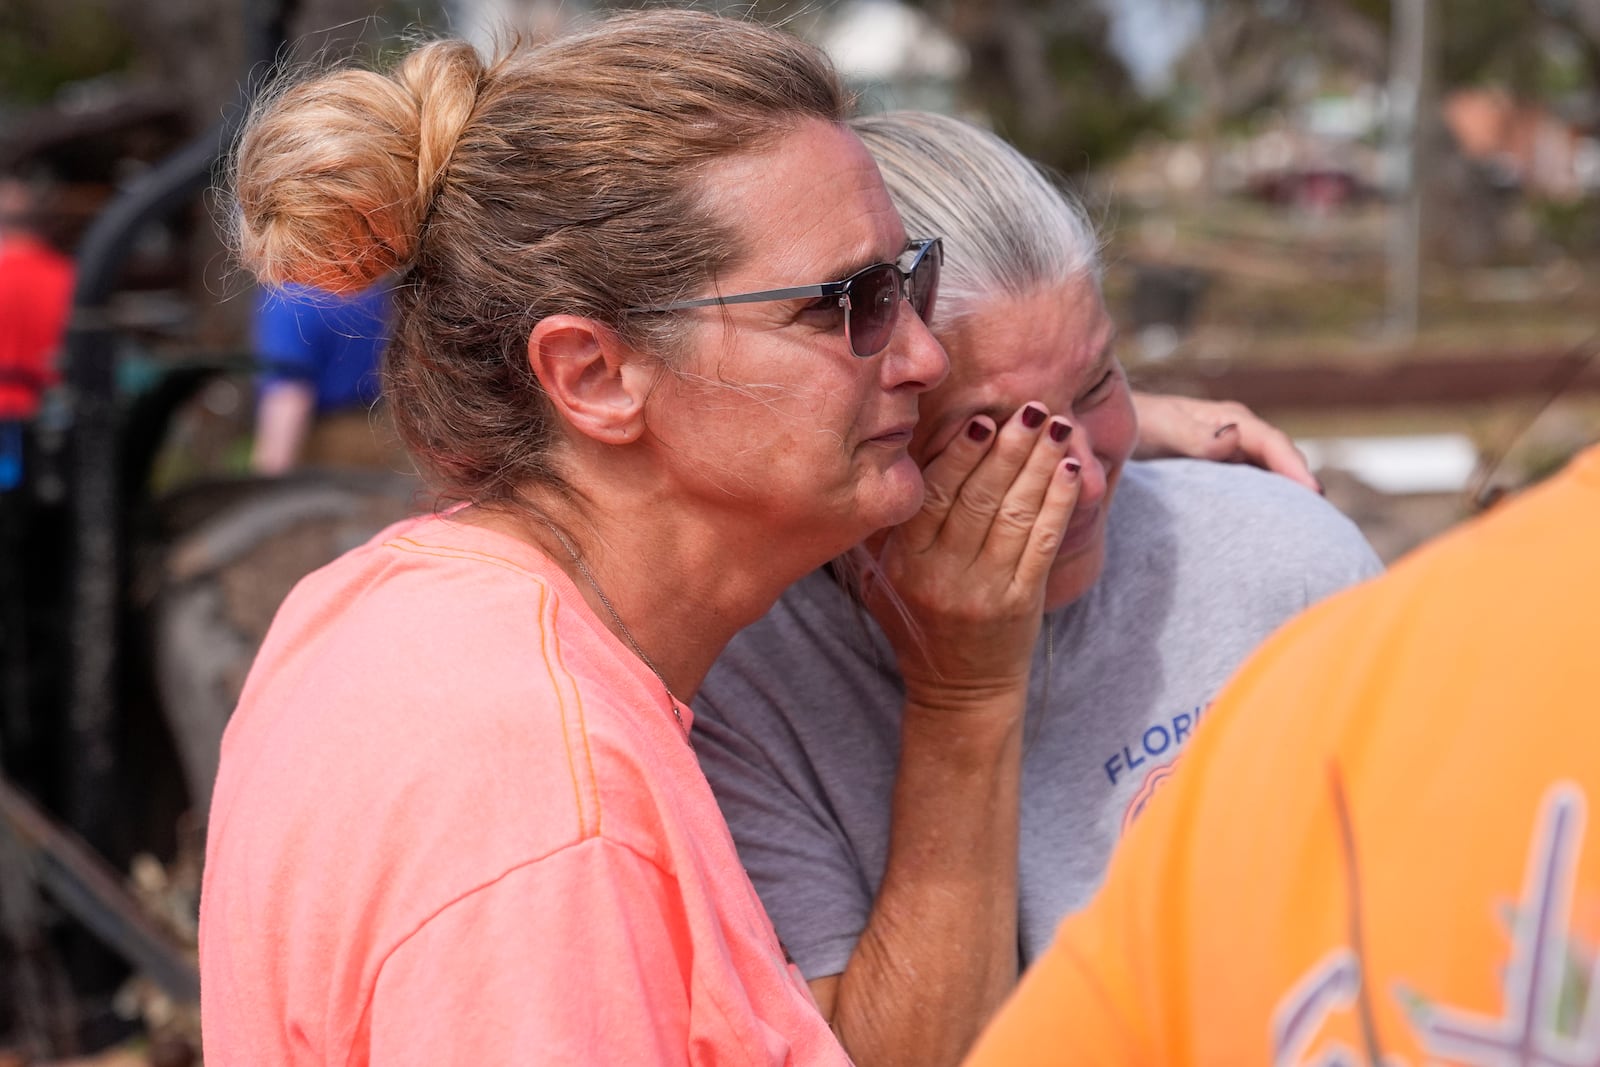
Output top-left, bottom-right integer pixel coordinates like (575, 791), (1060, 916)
(844, 454), (924, 532)
(876, 459), (928, 527)
(1044, 539), (1107, 612)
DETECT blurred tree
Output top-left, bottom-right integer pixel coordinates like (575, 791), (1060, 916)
(0, 0), (136, 107)
(1177, 0), (1598, 263)
(883, 0), (1170, 175)
(1186, 0), (1595, 100)
(581, 0), (1168, 176)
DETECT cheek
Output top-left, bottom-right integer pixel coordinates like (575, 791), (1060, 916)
(1084, 392), (1138, 470)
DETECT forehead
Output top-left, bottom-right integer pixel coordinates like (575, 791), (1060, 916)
(929, 276), (1112, 417)
(698, 119), (908, 286)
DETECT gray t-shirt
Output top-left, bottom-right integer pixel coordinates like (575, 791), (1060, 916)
(693, 459), (1383, 978)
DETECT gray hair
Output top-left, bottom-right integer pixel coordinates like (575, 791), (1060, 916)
(851, 111), (1101, 327)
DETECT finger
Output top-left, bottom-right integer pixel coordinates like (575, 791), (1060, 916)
(1014, 457), (1083, 594)
(896, 415), (999, 553)
(977, 415), (1076, 567)
(1222, 421), (1322, 493)
(939, 402), (1055, 560)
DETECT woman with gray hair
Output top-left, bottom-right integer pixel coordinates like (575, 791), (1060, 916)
(693, 110), (1383, 1067)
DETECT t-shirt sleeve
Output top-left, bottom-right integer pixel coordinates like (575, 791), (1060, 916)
(694, 664), (877, 983)
(1155, 460), (1383, 617)
(365, 836), (696, 1065)
(1289, 492), (1384, 606)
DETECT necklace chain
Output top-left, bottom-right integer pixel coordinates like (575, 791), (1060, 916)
(1024, 611), (1056, 760)
(539, 519), (690, 745)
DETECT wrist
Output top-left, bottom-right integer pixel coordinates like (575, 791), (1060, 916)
(900, 691), (1025, 758)
(901, 668), (1030, 716)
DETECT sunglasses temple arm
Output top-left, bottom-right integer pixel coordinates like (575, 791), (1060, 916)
(653, 283), (840, 312)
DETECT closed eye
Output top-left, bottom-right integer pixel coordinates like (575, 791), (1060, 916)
(1078, 367), (1116, 404)
(797, 294), (847, 324)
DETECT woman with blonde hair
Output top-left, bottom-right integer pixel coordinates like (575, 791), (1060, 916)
(201, 12), (982, 1063)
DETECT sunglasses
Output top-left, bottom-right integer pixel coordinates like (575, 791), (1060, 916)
(632, 237), (942, 358)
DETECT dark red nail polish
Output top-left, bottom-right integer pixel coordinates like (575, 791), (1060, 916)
(966, 420), (993, 442)
(1049, 420), (1072, 443)
(1021, 405), (1046, 429)
(1063, 458), (1082, 475)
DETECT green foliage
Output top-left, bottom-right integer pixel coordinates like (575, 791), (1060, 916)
(1437, 1), (1552, 94)
(1532, 198), (1600, 255)
(1036, 36), (1173, 173)
(0, 0), (136, 106)
(1003, 89), (1171, 178)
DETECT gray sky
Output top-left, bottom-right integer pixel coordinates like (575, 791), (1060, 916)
(1104, 0), (1204, 91)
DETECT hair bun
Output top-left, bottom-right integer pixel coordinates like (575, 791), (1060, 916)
(233, 40), (484, 293)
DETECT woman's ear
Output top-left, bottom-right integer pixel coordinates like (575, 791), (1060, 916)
(527, 315), (657, 444)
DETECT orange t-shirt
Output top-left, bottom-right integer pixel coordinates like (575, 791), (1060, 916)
(199, 513), (845, 1066)
(965, 444), (1600, 1067)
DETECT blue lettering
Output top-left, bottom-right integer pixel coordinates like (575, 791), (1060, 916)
(1104, 751), (1123, 786)
(1143, 724), (1171, 757)
(1173, 711), (1193, 744)
(1122, 744), (1145, 773)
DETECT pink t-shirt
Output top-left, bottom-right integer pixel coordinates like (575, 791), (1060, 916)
(199, 513), (846, 1066)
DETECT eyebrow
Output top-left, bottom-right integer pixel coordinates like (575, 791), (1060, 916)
(809, 236), (913, 286)
(1083, 328), (1119, 384)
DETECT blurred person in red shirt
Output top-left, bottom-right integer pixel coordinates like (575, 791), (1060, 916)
(0, 176), (73, 421)
(0, 175), (73, 491)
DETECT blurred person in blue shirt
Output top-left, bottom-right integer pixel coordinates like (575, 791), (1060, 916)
(250, 281), (399, 474)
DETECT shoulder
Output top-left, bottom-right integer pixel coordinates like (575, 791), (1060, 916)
(698, 566), (886, 725)
(695, 558), (904, 765)
(225, 514), (677, 858)
(0, 237), (72, 289)
(1119, 458), (1343, 525)
(704, 568), (878, 691)
(1113, 459), (1382, 586)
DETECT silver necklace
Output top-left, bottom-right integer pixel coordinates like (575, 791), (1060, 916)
(539, 519), (691, 745)
(1023, 611), (1057, 760)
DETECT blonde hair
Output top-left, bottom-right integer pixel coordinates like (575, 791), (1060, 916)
(851, 111), (1101, 330)
(232, 10), (848, 502)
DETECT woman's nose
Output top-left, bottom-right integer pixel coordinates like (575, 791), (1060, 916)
(1066, 430), (1111, 509)
(882, 308), (949, 393)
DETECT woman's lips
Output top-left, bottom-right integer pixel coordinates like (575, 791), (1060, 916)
(866, 423), (917, 447)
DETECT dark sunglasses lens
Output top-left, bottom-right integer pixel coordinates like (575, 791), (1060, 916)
(847, 264), (901, 357)
(910, 243), (941, 323)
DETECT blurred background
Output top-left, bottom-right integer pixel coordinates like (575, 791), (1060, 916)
(0, 0), (1595, 1063)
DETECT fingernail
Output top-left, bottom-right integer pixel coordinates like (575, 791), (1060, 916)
(1213, 422), (1239, 439)
(1048, 419), (1072, 443)
(966, 420), (993, 442)
(1063, 458), (1082, 476)
(1021, 404), (1047, 429)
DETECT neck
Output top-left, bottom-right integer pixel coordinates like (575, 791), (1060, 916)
(486, 482), (832, 701)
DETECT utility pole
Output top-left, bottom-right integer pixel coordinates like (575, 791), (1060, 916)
(1384, 0), (1433, 343)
